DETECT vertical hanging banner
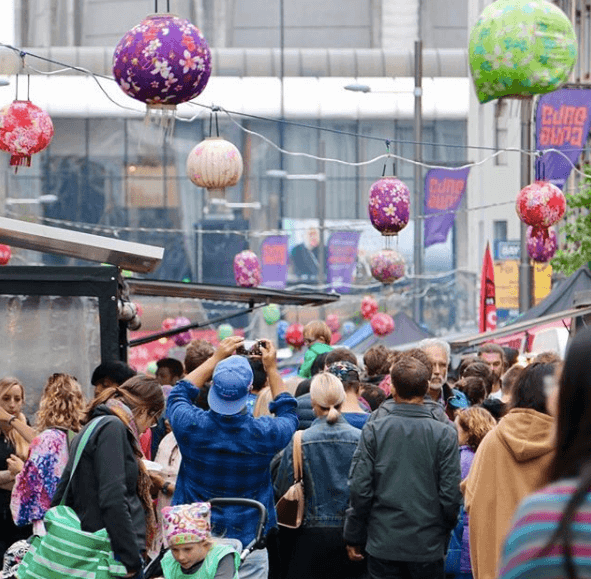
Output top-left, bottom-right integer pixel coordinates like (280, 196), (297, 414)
(537, 88), (591, 189)
(423, 167), (470, 248)
(326, 231), (360, 294)
(479, 242), (497, 333)
(260, 235), (288, 289)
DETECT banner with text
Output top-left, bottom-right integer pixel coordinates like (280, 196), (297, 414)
(423, 167), (470, 248)
(261, 235), (288, 289)
(326, 231), (360, 293)
(536, 88), (591, 189)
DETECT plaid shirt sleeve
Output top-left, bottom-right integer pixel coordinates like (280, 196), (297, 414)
(166, 379), (206, 432)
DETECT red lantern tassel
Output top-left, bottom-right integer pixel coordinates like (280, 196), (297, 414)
(10, 155), (32, 173)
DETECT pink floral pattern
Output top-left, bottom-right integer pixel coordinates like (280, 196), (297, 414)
(368, 178), (411, 236)
(516, 180), (566, 228)
(361, 296), (379, 320)
(173, 316), (192, 347)
(370, 249), (405, 284)
(371, 313), (395, 337)
(527, 226), (557, 262)
(326, 314), (340, 333)
(0, 245), (11, 265)
(233, 250), (262, 288)
(112, 14), (211, 106)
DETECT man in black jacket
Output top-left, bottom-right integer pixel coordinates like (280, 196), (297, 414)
(344, 356), (461, 579)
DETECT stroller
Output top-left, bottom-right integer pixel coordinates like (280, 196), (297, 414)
(144, 498), (268, 578)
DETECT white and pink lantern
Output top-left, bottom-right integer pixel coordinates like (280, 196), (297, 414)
(361, 296), (379, 320)
(233, 250), (262, 288)
(368, 177), (411, 236)
(370, 249), (405, 284)
(516, 180), (566, 228)
(527, 226), (558, 263)
(371, 313), (395, 337)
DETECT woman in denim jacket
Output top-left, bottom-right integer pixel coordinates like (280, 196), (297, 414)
(273, 372), (366, 579)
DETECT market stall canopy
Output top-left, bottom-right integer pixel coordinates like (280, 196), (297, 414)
(0, 216), (164, 273)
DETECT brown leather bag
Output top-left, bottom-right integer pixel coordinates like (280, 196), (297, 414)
(275, 431), (304, 529)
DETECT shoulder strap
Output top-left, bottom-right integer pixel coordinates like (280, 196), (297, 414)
(292, 431), (303, 483)
(60, 416), (106, 505)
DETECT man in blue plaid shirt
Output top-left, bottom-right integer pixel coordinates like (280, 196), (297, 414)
(167, 336), (298, 579)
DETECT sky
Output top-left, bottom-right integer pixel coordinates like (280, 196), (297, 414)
(0, 1), (14, 45)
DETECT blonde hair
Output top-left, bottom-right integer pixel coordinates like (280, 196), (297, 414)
(36, 373), (86, 433)
(253, 386), (273, 418)
(304, 321), (332, 345)
(0, 377), (29, 460)
(310, 372), (345, 424)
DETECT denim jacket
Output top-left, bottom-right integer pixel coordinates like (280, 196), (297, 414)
(273, 415), (361, 528)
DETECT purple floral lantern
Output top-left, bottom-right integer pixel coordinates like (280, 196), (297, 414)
(368, 178), (411, 236)
(370, 249), (405, 284)
(371, 313), (395, 337)
(173, 316), (192, 347)
(112, 14), (211, 114)
(233, 250), (262, 288)
(527, 226), (558, 263)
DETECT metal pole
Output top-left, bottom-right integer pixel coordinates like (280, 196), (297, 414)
(278, 0), (285, 228)
(413, 40), (423, 324)
(519, 98), (533, 313)
(317, 141), (326, 293)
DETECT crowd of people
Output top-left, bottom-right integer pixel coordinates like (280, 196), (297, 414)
(0, 316), (589, 579)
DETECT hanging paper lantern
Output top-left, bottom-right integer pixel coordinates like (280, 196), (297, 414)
(233, 250), (262, 288)
(187, 137), (244, 199)
(112, 14), (211, 114)
(146, 361), (158, 375)
(342, 321), (356, 337)
(326, 313), (340, 333)
(368, 177), (411, 236)
(0, 100), (54, 167)
(516, 180), (566, 228)
(285, 323), (305, 349)
(370, 249), (405, 284)
(361, 296), (379, 320)
(371, 313), (395, 337)
(217, 323), (234, 341)
(262, 304), (281, 325)
(527, 226), (558, 263)
(277, 320), (290, 343)
(469, 0), (577, 104)
(173, 316), (192, 347)
(162, 317), (176, 332)
(0, 245), (11, 266)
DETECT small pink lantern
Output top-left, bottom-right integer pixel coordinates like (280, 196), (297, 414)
(527, 226), (558, 263)
(0, 245), (11, 266)
(173, 316), (192, 347)
(368, 177), (411, 236)
(516, 180), (566, 228)
(361, 296), (379, 320)
(285, 323), (305, 349)
(370, 249), (405, 284)
(371, 313), (395, 337)
(162, 317), (176, 332)
(233, 250), (262, 288)
(0, 101), (54, 168)
(326, 314), (340, 333)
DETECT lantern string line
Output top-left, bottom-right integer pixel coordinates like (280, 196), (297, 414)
(6, 41), (591, 157)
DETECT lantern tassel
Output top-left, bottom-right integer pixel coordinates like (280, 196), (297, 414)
(10, 154), (31, 173)
(145, 104), (176, 140)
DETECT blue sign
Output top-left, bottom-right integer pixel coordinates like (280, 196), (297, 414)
(494, 240), (520, 261)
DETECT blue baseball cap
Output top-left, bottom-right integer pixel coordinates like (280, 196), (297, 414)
(208, 355), (254, 415)
(447, 390), (469, 410)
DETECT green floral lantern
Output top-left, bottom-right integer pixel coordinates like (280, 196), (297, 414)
(262, 304), (281, 325)
(217, 323), (234, 341)
(469, 0), (577, 104)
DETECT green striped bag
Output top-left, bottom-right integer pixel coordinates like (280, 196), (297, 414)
(17, 417), (127, 579)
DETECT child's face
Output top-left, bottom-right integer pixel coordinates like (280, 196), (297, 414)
(170, 542), (211, 569)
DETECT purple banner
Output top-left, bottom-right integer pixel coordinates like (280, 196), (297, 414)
(260, 235), (288, 289)
(423, 167), (470, 248)
(326, 231), (360, 293)
(536, 88), (591, 189)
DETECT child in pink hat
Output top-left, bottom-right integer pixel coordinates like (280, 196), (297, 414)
(160, 503), (240, 579)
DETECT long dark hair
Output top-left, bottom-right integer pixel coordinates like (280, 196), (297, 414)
(510, 362), (555, 415)
(538, 328), (591, 578)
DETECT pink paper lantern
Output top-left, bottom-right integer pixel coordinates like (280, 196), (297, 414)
(0, 100), (54, 168)
(370, 249), (405, 284)
(162, 317), (176, 332)
(516, 180), (566, 228)
(0, 245), (11, 266)
(361, 296), (379, 320)
(233, 250), (262, 288)
(326, 314), (340, 333)
(368, 177), (411, 236)
(371, 313), (395, 337)
(527, 226), (558, 263)
(285, 323), (305, 349)
(173, 316), (192, 347)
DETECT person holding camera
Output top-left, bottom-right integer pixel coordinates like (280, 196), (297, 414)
(166, 336), (298, 579)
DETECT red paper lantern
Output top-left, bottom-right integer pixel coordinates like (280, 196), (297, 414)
(368, 177), (411, 236)
(285, 323), (305, 348)
(326, 314), (340, 333)
(361, 296), (379, 320)
(0, 245), (11, 266)
(370, 249), (405, 284)
(527, 226), (558, 263)
(371, 313), (395, 337)
(516, 180), (566, 228)
(0, 101), (54, 168)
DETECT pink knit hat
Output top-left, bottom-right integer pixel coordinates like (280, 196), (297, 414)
(161, 502), (211, 546)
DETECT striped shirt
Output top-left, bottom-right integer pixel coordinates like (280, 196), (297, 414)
(499, 479), (591, 579)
